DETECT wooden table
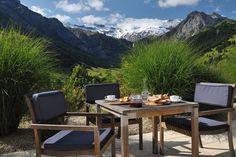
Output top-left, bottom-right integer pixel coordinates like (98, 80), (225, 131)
(95, 100), (199, 157)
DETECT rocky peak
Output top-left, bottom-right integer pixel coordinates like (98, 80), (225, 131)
(165, 11), (227, 39)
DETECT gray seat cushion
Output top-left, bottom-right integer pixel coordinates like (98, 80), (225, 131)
(165, 117), (228, 133)
(194, 83), (234, 107)
(32, 91), (67, 122)
(43, 128), (112, 151)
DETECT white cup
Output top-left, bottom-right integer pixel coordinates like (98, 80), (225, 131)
(170, 95), (182, 102)
(105, 95), (116, 100)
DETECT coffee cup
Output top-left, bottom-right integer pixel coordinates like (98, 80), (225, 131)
(105, 95), (116, 100)
(170, 95), (182, 102)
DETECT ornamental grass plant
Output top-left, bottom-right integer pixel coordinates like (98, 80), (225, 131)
(121, 40), (223, 100)
(0, 27), (56, 136)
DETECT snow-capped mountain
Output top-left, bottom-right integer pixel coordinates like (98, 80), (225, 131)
(66, 19), (181, 42)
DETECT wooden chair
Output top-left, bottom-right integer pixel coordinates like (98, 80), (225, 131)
(25, 90), (115, 157)
(161, 82), (235, 156)
(85, 83), (143, 150)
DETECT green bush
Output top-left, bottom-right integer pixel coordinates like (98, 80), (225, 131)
(0, 27), (56, 136)
(215, 52), (236, 83)
(62, 64), (104, 111)
(121, 40), (223, 100)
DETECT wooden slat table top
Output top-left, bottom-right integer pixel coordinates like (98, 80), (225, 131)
(95, 100), (198, 116)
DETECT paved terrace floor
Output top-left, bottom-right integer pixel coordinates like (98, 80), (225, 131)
(2, 121), (236, 157)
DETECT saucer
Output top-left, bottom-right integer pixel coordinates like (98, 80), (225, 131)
(105, 98), (118, 102)
(170, 99), (182, 103)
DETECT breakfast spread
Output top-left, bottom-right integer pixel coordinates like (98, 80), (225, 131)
(146, 94), (170, 105)
(119, 96), (130, 102)
(108, 94), (171, 106)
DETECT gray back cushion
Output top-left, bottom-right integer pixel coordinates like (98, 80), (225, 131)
(85, 83), (120, 103)
(32, 91), (67, 121)
(194, 83), (234, 107)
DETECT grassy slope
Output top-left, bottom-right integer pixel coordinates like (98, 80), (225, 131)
(188, 20), (236, 55)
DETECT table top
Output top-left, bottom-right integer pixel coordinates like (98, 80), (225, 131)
(95, 100), (198, 116)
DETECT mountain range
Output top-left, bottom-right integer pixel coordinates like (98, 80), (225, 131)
(67, 18), (181, 42)
(0, 0), (131, 68)
(0, 0), (235, 69)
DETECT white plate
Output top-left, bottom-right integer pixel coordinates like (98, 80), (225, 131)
(105, 98), (118, 102)
(171, 99), (182, 103)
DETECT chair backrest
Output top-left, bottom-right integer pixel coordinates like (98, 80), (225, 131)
(26, 90), (67, 122)
(194, 83), (235, 108)
(85, 83), (120, 103)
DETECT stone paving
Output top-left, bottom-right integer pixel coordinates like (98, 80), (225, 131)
(2, 121), (236, 157)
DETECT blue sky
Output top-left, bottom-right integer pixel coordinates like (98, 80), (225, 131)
(20, 0), (236, 25)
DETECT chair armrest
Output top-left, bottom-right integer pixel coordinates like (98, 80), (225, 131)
(31, 124), (97, 131)
(199, 108), (234, 116)
(66, 112), (113, 117)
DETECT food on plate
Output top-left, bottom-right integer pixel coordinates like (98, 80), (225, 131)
(119, 96), (130, 102)
(147, 94), (170, 104)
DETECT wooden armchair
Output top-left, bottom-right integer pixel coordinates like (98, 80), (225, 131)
(161, 83), (235, 156)
(85, 83), (143, 150)
(25, 90), (115, 157)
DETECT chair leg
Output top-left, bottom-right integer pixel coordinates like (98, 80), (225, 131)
(228, 130), (235, 157)
(199, 135), (203, 148)
(36, 152), (41, 157)
(116, 126), (121, 139)
(86, 105), (89, 125)
(139, 118), (143, 150)
(111, 137), (116, 157)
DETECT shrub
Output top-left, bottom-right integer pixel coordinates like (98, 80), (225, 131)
(62, 64), (104, 111)
(0, 27), (56, 136)
(121, 40), (223, 100)
(215, 52), (236, 83)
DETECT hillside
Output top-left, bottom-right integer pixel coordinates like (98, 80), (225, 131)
(188, 20), (236, 56)
(67, 28), (131, 64)
(0, 0), (131, 68)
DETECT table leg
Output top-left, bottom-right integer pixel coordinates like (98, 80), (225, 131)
(159, 116), (164, 155)
(191, 106), (199, 157)
(95, 104), (101, 113)
(121, 115), (129, 157)
(95, 104), (101, 127)
(152, 116), (158, 154)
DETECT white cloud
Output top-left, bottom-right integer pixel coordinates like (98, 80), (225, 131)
(87, 0), (106, 11)
(80, 15), (106, 24)
(52, 14), (71, 23)
(56, 0), (88, 13)
(158, 0), (199, 8)
(78, 13), (180, 30)
(214, 7), (220, 12)
(56, 0), (108, 13)
(30, 5), (50, 16)
(232, 11), (236, 14)
(78, 13), (125, 25)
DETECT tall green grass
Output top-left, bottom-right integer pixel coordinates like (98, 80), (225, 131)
(121, 40), (223, 100)
(0, 27), (56, 136)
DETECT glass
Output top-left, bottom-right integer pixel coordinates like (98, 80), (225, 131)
(141, 90), (149, 101)
(141, 78), (149, 101)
